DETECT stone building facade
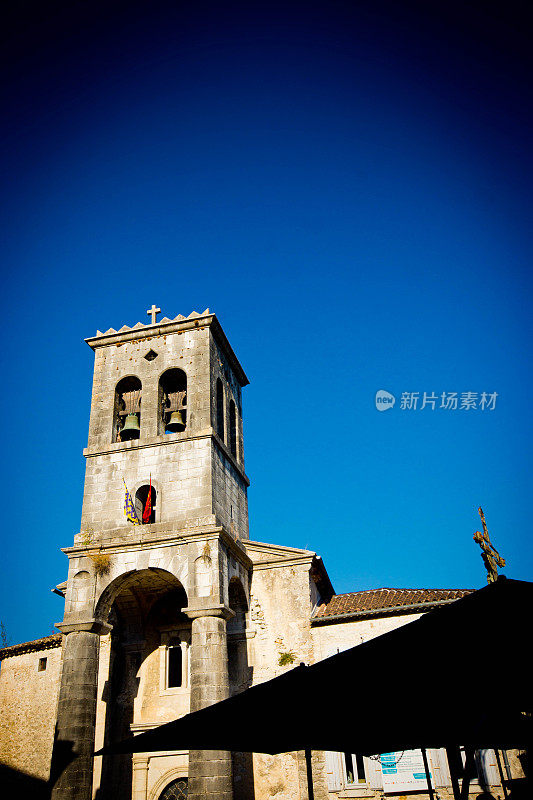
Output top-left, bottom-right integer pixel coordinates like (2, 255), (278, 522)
(0, 309), (526, 800)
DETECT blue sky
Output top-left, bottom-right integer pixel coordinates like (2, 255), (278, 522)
(1, 0), (531, 645)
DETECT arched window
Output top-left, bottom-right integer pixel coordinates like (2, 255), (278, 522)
(135, 484), (156, 524)
(229, 399), (237, 457)
(216, 378), (224, 441)
(114, 376), (142, 442)
(159, 368), (187, 434)
(159, 778), (188, 799)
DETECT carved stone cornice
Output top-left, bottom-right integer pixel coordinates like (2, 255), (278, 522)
(55, 618), (112, 635)
(183, 603), (235, 622)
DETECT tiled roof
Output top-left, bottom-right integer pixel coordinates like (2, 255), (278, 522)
(313, 587), (473, 622)
(0, 632), (62, 659)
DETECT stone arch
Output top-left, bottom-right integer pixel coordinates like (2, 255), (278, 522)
(95, 568), (187, 626)
(95, 570), (190, 799)
(135, 483), (157, 524)
(130, 477), (161, 523)
(227, 577), (251, 694)
(227, 577), (248, 634)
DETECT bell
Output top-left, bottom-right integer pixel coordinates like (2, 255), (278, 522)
(121, 413), (140, 440)
(166, 410), (186, 433)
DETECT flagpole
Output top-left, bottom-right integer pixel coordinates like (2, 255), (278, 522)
(304, 748), (314, 800)
(142, 474), (152, 525)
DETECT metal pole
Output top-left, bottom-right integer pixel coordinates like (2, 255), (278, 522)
(495, 749), (509, 799)
(445, 748), (461, 800)
(305, 748), (315, 800)
(421, 748), (435, 800)
(459, 748), (476, 800)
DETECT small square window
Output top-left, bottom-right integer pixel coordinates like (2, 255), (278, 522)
(160, 633), (190, 693)
(38, 657), (47, 672)
(344, 752), (366, 784)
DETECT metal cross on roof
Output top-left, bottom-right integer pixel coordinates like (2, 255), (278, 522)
(473, 506), (506, 583)
(147, 304), (161, 324)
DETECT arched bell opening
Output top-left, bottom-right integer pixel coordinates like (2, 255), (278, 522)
(216, 377), (225, 441)
(159, 368), (187, 435)
(113, 375), (142, 443)
(94, 570), (189, 800)
(229, 399), (237, 458)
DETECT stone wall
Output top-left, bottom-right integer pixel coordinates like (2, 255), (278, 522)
(82, 323), (214, 533)
(212, 443), (249, 540)
(1, 588), (526, 800)
(311, 611), (424, 660)
(81, 316), (250, 544)
(242, 542), (331, 800)
(143, 751), (189, 800)
(0, 640), (62, 783)
(81, 437), (215, 533)
(246, 549), (316, 683)
(86, 325), (211, 451)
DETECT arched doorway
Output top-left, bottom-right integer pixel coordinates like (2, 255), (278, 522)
(159, 777), (188, 799)
(94, 570), (190, 800)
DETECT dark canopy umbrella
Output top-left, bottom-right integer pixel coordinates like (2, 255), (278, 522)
(97, 578), (532, 759)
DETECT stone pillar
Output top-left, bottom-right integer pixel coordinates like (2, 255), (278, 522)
(132, 756), (150, 800)
(185, 606), (234, 800)
(50, 620), (111, 800)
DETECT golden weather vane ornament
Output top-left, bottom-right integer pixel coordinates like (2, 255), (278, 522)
(473, 506), (506, 583)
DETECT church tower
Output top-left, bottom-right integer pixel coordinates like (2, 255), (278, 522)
(51, 308), (252, 800)
(82, 305), (249, 540)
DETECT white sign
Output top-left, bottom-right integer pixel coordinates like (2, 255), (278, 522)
(380, 750), (431, 793)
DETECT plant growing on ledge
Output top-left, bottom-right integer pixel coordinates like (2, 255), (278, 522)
(90, 552), (111, 576)
(278, 650), (296, 667)
(81, 527), (94, 547)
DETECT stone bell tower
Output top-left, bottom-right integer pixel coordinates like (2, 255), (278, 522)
(51, 307), (252, 800)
